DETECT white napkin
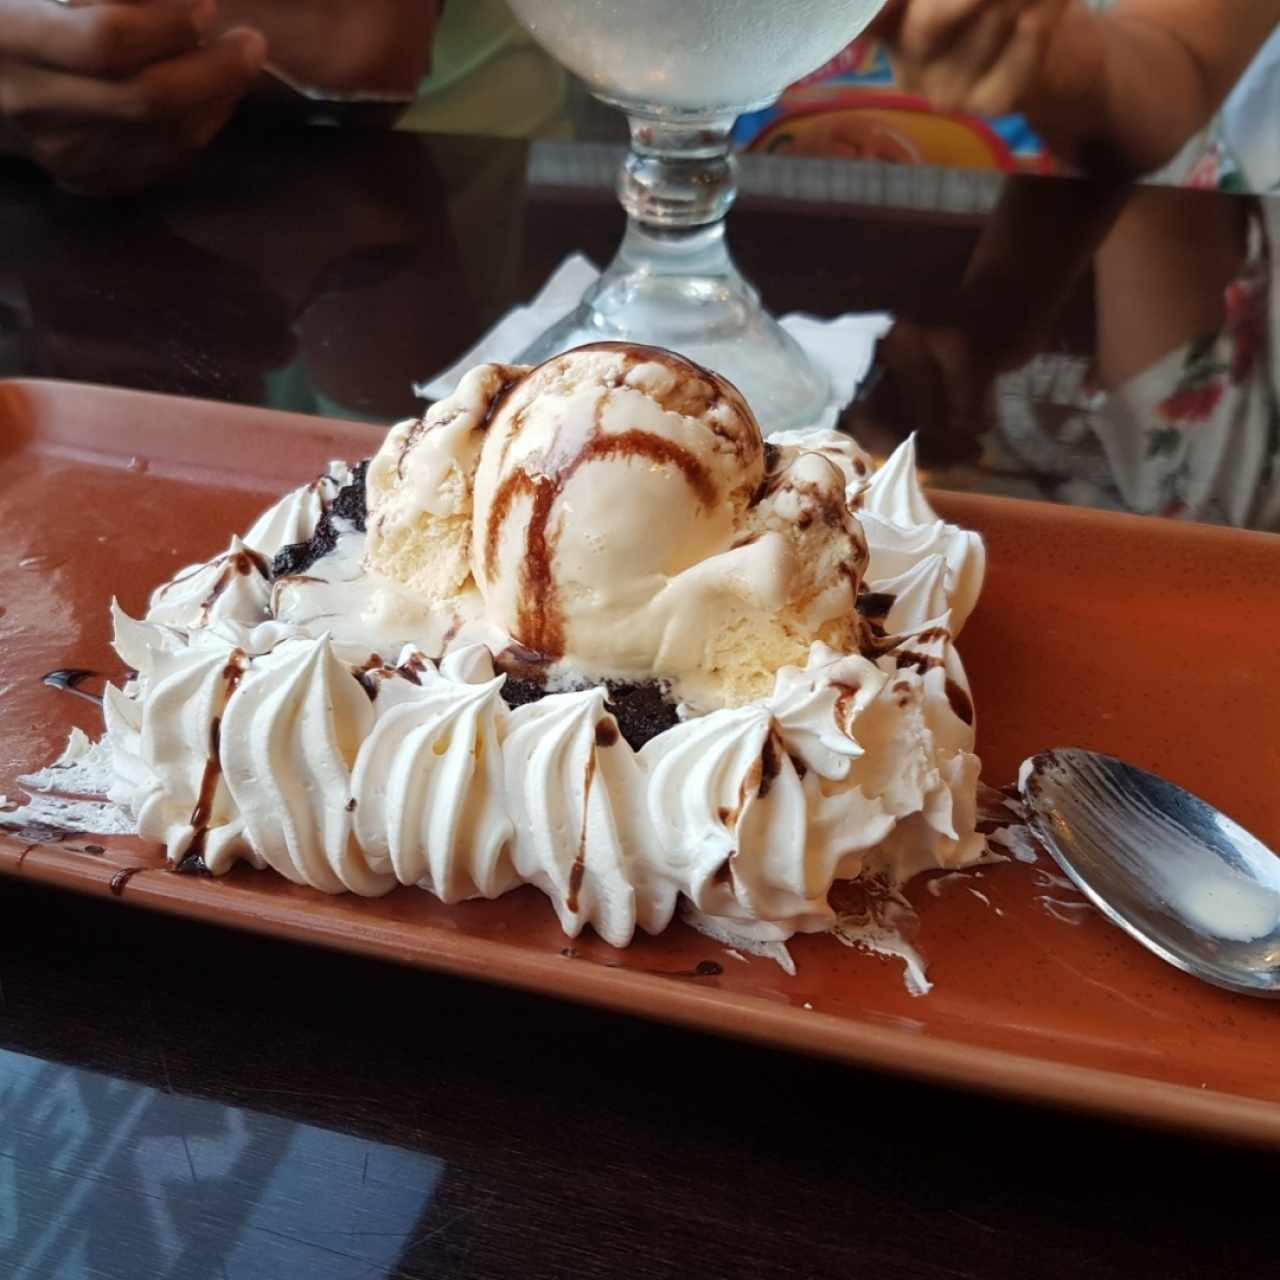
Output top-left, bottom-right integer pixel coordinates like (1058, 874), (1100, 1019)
(416, 253), (892, 431)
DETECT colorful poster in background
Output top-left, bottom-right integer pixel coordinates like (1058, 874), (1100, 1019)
(731, 39), (1053, 172)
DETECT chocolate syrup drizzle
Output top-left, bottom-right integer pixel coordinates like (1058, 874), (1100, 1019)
(178, 649), (247, 875)
(888, 630), (975, 725)
(945, 679), (975, 726)
(560, 948), (724, 979)
(565, 742), (598, 915)
(200, 547), (270, 623)
(484, 431), (717, 658)
(41, 668), (105, 706)
(481, 344), (756, 661)
(109, 867), (142, 896)
(148, 542), (271, 628)
(354, 653), (386, 701)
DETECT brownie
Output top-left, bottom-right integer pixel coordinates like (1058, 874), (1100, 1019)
(271, 460), (369, 579)
(495, 666), (681, 751)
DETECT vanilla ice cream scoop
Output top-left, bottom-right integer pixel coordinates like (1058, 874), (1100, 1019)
(715, 443), (871, 700)
(365, 362), (526, 600)
(366, 343), (878, 707)
(470, 343), (763, 665)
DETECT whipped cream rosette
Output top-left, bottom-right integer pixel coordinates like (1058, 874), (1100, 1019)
(104, 343), (987, 947)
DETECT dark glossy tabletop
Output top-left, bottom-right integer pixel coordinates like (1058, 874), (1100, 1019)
(2, 127), (1278, 1280)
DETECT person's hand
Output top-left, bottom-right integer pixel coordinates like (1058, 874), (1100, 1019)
(214, 0), (441, 98)
(870, 0), (1075, 117)
(0, 0), (266, 193)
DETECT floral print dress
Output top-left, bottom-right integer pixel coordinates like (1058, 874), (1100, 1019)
(1082, 27), (1280, 530)
(1085, 207), (1280, 529)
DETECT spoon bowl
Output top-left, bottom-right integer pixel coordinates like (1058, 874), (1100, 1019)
(1019, 749), (1280, 998)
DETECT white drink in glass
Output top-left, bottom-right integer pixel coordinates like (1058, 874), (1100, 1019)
(507, 0), (881, 114)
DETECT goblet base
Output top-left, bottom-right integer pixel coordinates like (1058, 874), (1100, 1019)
(515, 224), (831, 434)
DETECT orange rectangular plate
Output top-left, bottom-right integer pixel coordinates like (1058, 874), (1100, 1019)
(3, 378), (1279, 1144)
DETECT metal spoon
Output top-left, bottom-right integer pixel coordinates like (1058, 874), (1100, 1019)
(1019, 749), (1280, 998)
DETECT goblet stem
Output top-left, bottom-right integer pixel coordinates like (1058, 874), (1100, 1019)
(617, 114), (738, 229)
(603, 114), (745, 318)
(516, 108), (831, 431)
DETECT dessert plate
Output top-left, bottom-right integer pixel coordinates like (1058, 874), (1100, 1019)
(3, 378), (1279, 1145)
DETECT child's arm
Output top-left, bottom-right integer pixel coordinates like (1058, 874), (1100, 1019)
(875, 0), (1280, 175)
(1031, 0), (1280, 173)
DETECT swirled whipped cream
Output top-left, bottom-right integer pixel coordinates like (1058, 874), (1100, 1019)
(103, 343), (988, 947)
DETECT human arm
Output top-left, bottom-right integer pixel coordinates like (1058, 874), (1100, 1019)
(1026, 0), (1280, 175)
(873, 0), (1280, 176)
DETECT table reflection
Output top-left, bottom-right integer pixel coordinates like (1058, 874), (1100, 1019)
(1, 1048), (445, 1280)
(853, 178), (1280, 531)
(0, 126), (1276, 531)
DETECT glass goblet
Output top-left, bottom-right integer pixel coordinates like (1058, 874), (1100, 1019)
(506, 0), (886, 431)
